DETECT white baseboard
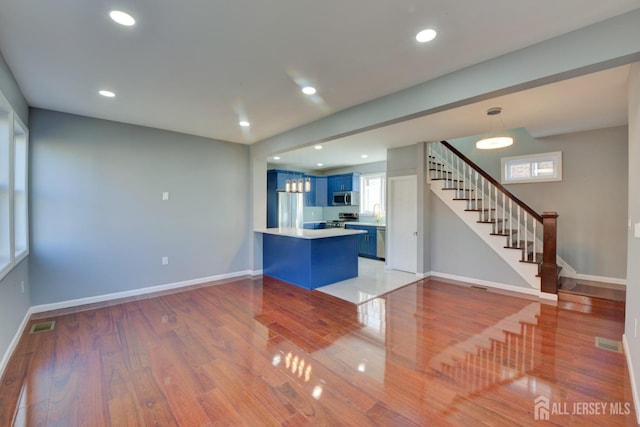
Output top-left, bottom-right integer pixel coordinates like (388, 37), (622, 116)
(30, 270), (254, 314)
(560, 272), (627, 287)
(252, 269), (263, 276)
(0, 307), (33, 380)
(623, 334), (640, 425)
(426, 271), (552, 299)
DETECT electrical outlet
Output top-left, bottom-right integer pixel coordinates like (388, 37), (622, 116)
(162, 256), (169, 265)
(162, 192), (169, 201)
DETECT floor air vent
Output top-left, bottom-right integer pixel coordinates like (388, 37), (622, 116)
(30, 321), (55, 334)
(594, 336), (622, 353)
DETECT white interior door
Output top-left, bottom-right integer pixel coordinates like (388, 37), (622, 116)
(387, 175), (417, 273)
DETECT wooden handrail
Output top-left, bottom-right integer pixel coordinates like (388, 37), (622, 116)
(439, 140), (543, 223)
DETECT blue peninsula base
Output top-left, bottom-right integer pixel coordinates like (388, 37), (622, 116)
(263, 233), (360, 290)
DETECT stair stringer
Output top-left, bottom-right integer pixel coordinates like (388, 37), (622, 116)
(430, 183), (540, 290)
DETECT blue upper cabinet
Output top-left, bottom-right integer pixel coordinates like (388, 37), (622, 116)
(327, 173), (360, 204)
(314, 176), (327, 207)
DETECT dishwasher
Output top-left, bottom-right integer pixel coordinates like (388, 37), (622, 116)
(376, 227), (385, 259)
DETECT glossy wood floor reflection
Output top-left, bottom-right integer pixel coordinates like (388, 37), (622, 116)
(1, 277), (637, 426)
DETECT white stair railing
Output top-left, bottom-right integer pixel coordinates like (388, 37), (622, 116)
(428, 141), (543, 264)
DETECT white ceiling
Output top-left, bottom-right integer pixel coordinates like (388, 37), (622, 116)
(272, 64), (631, 171)
(0, 1), (638, 147)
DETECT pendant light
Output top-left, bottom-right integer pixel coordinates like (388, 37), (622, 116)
(476, 107), (513, 149)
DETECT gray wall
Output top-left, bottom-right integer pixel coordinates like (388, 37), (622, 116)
(449, 126), (628, 279)
(29, 109), (251, 305)
(0, 51), (30, 370)
(0, 52), (27, 125)
(430, 197), (529, 287)
(625, 63), (640, 420)
(387, 145), (417, 178)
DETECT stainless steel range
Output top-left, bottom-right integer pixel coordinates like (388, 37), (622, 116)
(325, 212), (359, 228)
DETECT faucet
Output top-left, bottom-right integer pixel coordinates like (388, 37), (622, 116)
(372, 203), (381, 223)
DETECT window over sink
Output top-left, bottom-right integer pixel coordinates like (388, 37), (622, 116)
(360, 173), (385, 218)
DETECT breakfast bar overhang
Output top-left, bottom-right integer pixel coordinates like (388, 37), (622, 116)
(255, 227), (366, 290)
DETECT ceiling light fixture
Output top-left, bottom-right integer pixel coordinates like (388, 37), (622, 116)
(416, 28), (437, 43)
(314, 145), (322, 150)
(99, 90), (116, 98)
(239, 120), (250, 127)
(109, 10), (135, 26)
(361, 154), (368, 159)
(302, 86), (317, 95)
(273, 156), (280, 160)
(476, 107), (513, 150)
(317, 162), (323, 167)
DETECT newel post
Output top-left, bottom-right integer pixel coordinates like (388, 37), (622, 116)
(540, 212), (559, 294)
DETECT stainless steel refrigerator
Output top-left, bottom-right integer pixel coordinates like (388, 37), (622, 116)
(278, 192), (304, 229)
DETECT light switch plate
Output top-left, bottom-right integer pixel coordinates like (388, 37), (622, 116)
(635, 223), (640, 238)
(162, 192), (169, 201)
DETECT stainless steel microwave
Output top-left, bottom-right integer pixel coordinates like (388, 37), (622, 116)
(332, 191), (359, 206)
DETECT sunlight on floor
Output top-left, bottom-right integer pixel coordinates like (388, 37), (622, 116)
(315, 258), (419, 304)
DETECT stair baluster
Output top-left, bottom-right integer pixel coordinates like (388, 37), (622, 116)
(427, 140), (559, 294)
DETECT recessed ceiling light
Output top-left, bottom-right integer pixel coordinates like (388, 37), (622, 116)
(109, 10), (135, 26)
(239, 120), (250, 127)
(416, 28), (437, 43)
(361, 154), (368, 159)
(317, 163), (323, 167)
(314, 145), (322, 150)
(99, 90), (116, 98)
(302, 86), (317, 95)
(273, 156), (280, 160)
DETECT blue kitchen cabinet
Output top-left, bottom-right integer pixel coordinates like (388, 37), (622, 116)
(327, 173), (360, 205)
(314, 176), (327, 207)
(345, 224), (378, 258)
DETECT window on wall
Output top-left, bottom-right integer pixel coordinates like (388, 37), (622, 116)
(501, 151), (562, 184)
(0, 91), (29, 280)
(0, 106), (10, 275)
(13, 117), (28, 261)
(360, 173), (386, 216)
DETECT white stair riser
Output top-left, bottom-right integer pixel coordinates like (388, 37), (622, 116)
(432, 183), (540, 289)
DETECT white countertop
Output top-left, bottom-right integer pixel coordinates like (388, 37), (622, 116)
(255, 227), (366, 239)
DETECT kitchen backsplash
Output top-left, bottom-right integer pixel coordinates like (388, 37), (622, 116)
(303, 205), (359, 221)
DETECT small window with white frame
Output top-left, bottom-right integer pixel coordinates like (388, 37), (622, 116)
(360, 173), (386, 217)
(501, 151), (562, 184)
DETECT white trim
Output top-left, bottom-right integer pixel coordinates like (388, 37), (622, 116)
(622, 334), (640, 425)
(251, 269), (263, 276)
(427, 271), (556, 300)
(30, 270), (254, 314)
(0, 307), (32, 380)
(560, 272), (627, 287)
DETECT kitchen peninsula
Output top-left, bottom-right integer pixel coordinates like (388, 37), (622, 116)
(256, 227), (366, 290)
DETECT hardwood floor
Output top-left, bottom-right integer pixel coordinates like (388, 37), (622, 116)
(1, 276), (637, 426)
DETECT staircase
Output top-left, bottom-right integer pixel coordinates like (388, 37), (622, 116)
(427, 141), (560, 296)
